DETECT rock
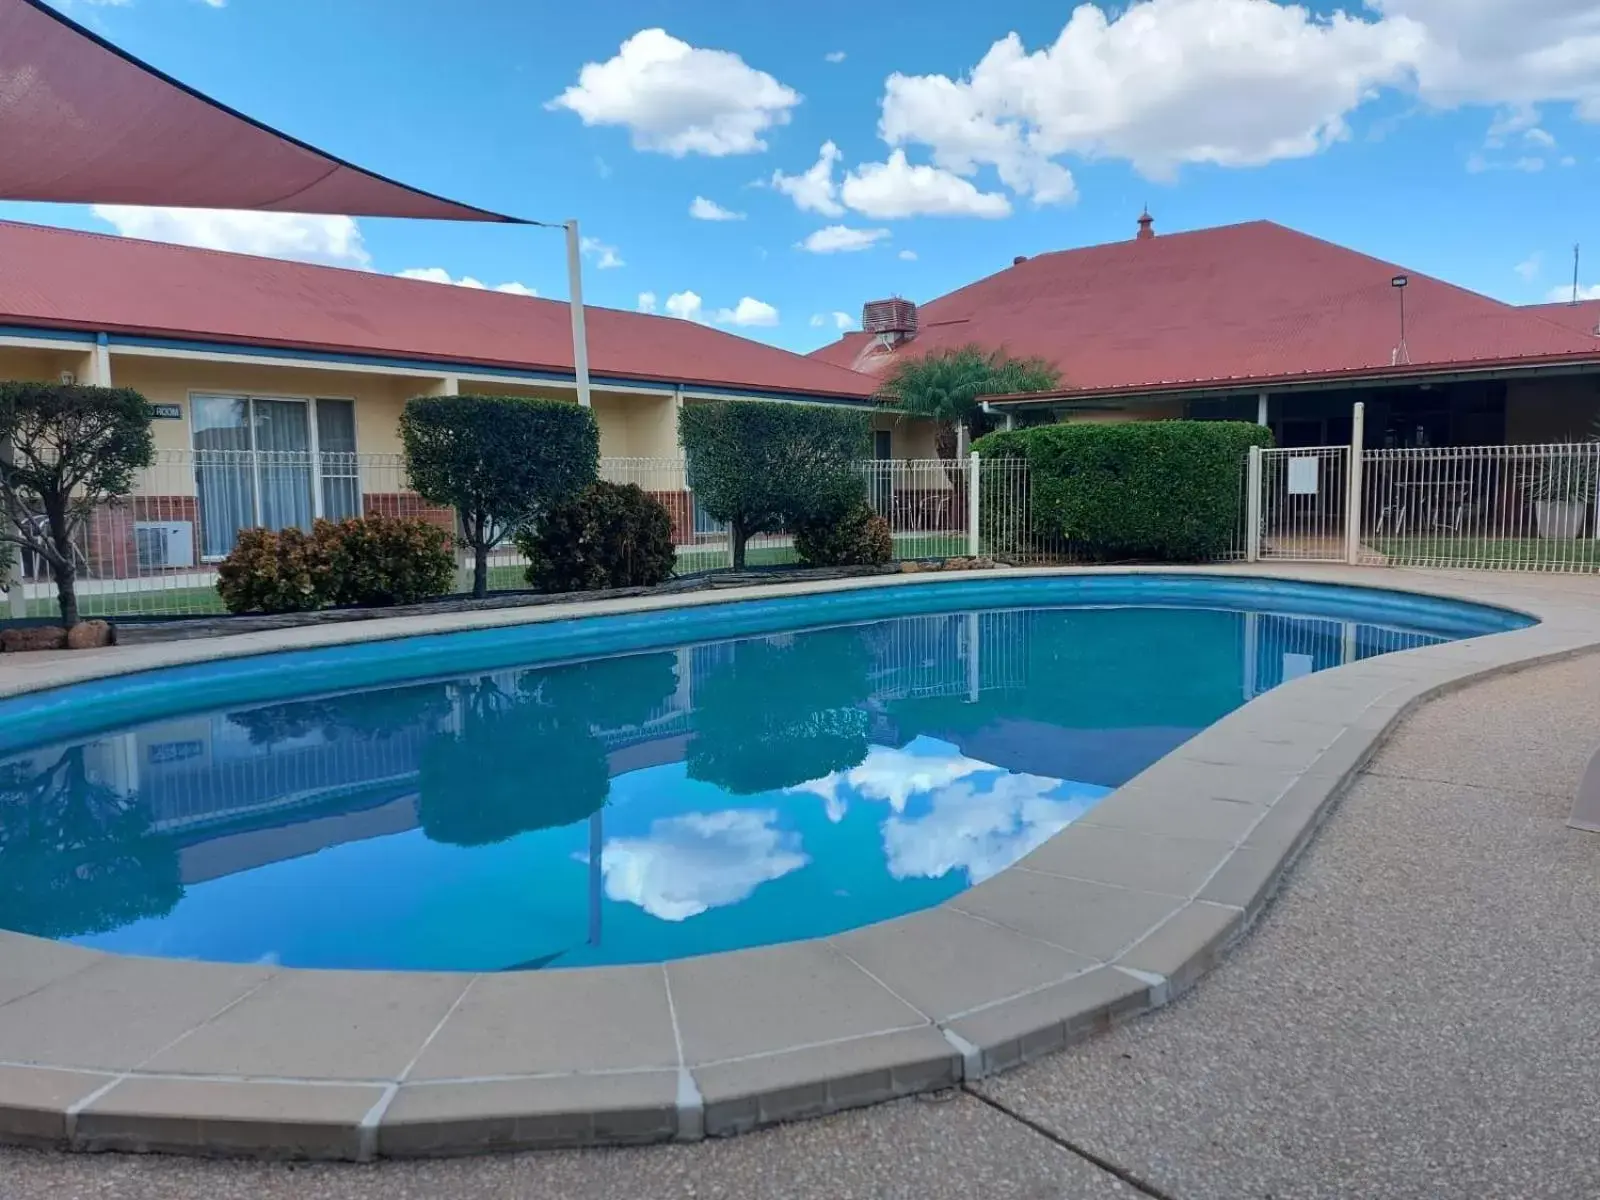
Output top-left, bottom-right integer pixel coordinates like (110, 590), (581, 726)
(899, 561), (925, 574)
(66, 620), (114, 650)
(945, 557), (973, 570)
(1, 625), (68, 652)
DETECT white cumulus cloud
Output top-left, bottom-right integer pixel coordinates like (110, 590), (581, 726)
(714, 297), (780, 327)
(1548, 283), (1600, 303)
(91, 206), (370, 268)
(771, 141), (847, 216)
(549, 28), (801, 156)
(898, 249), (918, 261)
(797, 225), (891, 254)
(637, 290), (658, 313)
(809, 311), (857, 330)
(841, 150), (1012, 218)
(689, 195), (746, 221)
(825, 50), (847, 64)
(398, 267), (536, 295)
(600, 809), (809, 921)
(664, 290), (705, 321)
(580, 236), (625, 269)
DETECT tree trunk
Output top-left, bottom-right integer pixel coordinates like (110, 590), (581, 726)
(934, 422), (959, 462)
(54, 562), (79, 629)
(472, 544), (489, 599)
(731, 522), (749, 571)
(43, 495), (79, 628)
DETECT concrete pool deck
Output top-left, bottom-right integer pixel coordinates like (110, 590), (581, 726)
(0, 566), (1597, 1161)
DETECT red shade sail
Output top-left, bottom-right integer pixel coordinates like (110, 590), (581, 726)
(0, 0), (525, 223)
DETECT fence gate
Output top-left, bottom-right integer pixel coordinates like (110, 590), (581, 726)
(1251, 445), (1351, 563)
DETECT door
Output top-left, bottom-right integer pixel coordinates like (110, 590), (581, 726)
(192, 395), (317, 558)
(870, 430), (893, 516)
(316, 400), (360, 522)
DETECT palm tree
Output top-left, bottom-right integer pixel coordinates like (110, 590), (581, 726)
(882, 345), (1061, 461)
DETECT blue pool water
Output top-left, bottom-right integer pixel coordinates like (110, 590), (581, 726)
(0, 580), (1527, 971)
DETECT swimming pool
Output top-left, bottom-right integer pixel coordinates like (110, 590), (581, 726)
(0, 576), (1530, 972)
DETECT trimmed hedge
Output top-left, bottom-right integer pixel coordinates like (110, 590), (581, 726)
(216, 526), (329, 614)
(793, 502), (893, 567)
(401, 394), (599, 598)
(516, 480), (676, 593)
(975, 420), (1273, 562)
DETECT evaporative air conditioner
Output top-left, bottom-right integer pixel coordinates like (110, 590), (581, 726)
(134, 521), (195, 570)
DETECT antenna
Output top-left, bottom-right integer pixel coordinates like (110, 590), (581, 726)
(1574, 244), (1582, 306)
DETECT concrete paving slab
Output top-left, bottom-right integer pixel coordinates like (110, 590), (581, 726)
(74, 1077), (384, 1159)
(0, 957), (273, 1071)
(379, 1072), (680, 1156)
(405, 967), (677, 1081)
(0, 1064), (111, 1146)
(0, 934), (102, 1007)
(1018, 823), (1235, 897)
(692, 1027), (959, 1136)
(665, 942), (926, 1066)
(828, 907), (1096, 1021)
(943, 966), (1154, 1077)
(141, 969), (473, 1082)
(951, 867), (1183, 961)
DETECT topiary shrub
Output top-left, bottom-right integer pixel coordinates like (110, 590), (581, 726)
(680, 401), (869, 569)
(215, 526), (330, 614)
(515, 481), (676, 594)
(975, 420), (1273, 562)
(793, 503), (894, 567)
(316, 515), (454, 607)
(400, 395), (599, 598)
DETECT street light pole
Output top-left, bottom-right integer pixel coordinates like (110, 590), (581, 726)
(565, 219), (593, 410)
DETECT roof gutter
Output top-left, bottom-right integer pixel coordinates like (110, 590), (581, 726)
(983, 353), (1600, 409)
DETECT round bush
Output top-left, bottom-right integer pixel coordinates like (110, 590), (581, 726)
(316, 515), (454, 607)
(793, 503), (894, 567)
(215, 526), (329, 614)
(516, 481), (676, 594)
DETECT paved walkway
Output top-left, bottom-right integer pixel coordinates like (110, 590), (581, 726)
(2, 643), (1597, 1197)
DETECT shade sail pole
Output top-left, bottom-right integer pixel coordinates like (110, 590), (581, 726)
(565, 220), (593, 410)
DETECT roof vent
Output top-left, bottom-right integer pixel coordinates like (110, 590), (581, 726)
(1013, 255), (1028, 266)
(862, 298), (918, 347)
(1136, 208), (1155, 240)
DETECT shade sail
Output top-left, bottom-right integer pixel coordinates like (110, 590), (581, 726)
(0, 0), (525, 222)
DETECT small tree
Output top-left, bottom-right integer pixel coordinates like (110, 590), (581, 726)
(400, 395), (599, 598)
(883, 346), (1060, 462)
(679, 401), (869, 569)
(0, 383), (155, 628)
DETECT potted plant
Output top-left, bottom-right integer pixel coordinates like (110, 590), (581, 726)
(1523, 453), (1596, 539)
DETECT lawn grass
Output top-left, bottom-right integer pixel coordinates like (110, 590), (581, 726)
(1368, 536), (1600, 569)
(18, 533), (972, 621)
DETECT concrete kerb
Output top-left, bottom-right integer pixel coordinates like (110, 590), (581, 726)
(0, 565), (1595, 1160)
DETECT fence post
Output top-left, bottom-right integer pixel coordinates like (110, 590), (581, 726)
(967, 451), (981, 557)
(1345, 401), (1365, 566)
(1246, 446), (1263, 563)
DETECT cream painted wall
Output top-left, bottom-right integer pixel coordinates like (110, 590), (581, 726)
(0, 345), (95, 386)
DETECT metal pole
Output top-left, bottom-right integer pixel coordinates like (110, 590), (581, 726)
(1345, 402), (1365, 566)
(967, 450), (981, 557)
(966, 611), (980, 703)
(564, 220), (593, 410)
(1246, 445), (1263, 563)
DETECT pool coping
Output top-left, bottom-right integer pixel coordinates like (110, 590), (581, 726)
(1, 565), (1598, 1160)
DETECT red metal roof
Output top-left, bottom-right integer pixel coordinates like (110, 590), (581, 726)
(1523, 299), (1600, 337)
(812, 221), (1600, 398)
(0, 0), (521, 222)
(0, 221), (878, 399)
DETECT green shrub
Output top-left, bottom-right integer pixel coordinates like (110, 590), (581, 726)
(515, 480), (675, 594)
(316, 515), (454, 607)
(215, 526), (330, 614)
(975, 420), (1273, 562)
(793, 503), (894, 566)
(400, 395), (599, 598)
(680, 401), (869, 569)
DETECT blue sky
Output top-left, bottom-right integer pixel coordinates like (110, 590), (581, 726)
(8, 0), (1600, 352)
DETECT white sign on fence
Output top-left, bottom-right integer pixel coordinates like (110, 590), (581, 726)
(1287, 456), (1320, 495)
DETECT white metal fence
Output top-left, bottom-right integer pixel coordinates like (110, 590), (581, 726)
(8, 425), (1598, 622)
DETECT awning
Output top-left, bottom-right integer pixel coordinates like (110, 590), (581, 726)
(0, 0), (525, 222)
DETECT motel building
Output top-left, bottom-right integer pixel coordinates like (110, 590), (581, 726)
(0, 219), (935, 591)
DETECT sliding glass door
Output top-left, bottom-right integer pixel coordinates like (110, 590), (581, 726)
(193, 396), (358, 559)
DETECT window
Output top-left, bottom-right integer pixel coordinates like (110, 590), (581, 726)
(192, 396), (359, 559)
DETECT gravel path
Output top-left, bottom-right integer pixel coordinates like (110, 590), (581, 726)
(2, 653), (1596, 1199)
